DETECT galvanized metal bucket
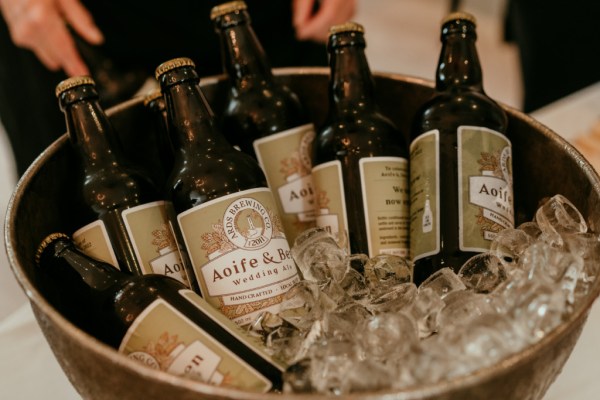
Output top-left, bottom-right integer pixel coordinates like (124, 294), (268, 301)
(6, 68), (600, 399)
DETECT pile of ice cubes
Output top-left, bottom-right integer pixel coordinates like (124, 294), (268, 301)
(248, 194), (599, 395)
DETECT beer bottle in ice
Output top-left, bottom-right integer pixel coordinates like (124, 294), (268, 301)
(155, 57), (300, 326)
(311, 22), (410, 257)
(36, 233), (285, 392)
(143, 88), (174, 179)
(211, 1), (317, 244)
(56, 76), (196, 290)
(409, 12), (513, 284)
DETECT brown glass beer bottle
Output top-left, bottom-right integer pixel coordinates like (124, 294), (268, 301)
(56, 77), (197, 290)
(311, 22), (410, 258)
(155, 57), (300, 326)
(211, 1), (317, 244)
(36, 233), (285, 392)
(409, 12), (513, 285)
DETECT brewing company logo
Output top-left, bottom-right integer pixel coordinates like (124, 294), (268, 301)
(224, 197), (273, 250)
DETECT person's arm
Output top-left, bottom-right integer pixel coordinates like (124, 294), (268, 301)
(292, 0), (356, 43)
(0, 0), (103, 76)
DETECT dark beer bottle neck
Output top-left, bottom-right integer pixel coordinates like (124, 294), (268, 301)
(328, 34), (376, 113)
(160, 68), (230, 154)
(436, 22), (483, 92)
(216, 13), (274, 90)
(40, 237), (126, 292)
(62, 86), (122, 169)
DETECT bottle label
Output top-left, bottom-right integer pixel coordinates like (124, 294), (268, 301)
(119, 297), (272, 392)
(359, 157), (410, 257)
(458, 126), (514, 251)
(409, 130), (440, 261)
(409, 127), (514, 261)
(253, 123), (316, 244)
(311, 160), (349, 251)
(177, 188), (300, 326)
(73, 201), (192, 287)
(122, 201), (191, 287)
(179, 289), (286, 372)
(73, 220), (119, 268)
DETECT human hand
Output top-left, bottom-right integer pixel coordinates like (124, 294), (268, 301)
(292, 0), (356, 43)
(0, 0), (104, 76)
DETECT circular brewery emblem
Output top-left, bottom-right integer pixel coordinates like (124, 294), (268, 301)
(128, 352), (160, 369)
(224, 197), (273, 250)
(299, 129), (316, 173)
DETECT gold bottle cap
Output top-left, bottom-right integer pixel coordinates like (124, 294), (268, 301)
(329, 21), (365, 36)
(441, 11), (477, 27)
(143, 88), (163, 106)
(155, 57), (195, 80)
(35, 232), (70, 266)
(210, 1), (247, 20)
(55, 76), (95, 98)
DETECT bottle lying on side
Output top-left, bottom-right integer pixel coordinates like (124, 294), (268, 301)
(36, 233), (286, 392)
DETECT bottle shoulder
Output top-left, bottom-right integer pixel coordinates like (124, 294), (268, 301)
(411, 90), (508, 138)
(82, 166), (159, 212)
(314, 112), (409, 163)
(223, 84), (307, 132)
(167, 150), (267, 209)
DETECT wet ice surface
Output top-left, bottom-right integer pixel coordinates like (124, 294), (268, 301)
(248, 194), (599, 395)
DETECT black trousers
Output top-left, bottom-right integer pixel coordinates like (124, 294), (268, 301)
(505, 0), (600, 112)
(0, 0), (327, 175)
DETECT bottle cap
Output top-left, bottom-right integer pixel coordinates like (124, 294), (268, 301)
(55, 76), (95, 98)
(329, 21), (365, 36)
(143, 88), (163, 106)
(210, 1), (247, 20)
(35, 233), (70, 266)
(155, 57), (196, 80)
(441, 11), (477, 27)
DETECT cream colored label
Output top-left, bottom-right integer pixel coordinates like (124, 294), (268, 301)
(122, 201), (191, 287)
(359, 157), (410, 257)
(458, 126), (514, 251)
(119, 298), (271, 392)
(409, 130), (440, 261)
(179, 289), (286, 372)
(73, 220), (119, 269)
(312, 160), (349, 251)
(177, 188), (300, 326)
(253, 124), (317, 245)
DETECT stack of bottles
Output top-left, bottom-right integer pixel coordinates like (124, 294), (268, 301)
(39, 1), (516, 393)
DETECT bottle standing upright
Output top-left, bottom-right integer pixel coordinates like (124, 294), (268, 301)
(311, 22), (410, 257)
(155, 57), (300, 326)
(56, 76), (197, 290)
(409, 12), (513, 285)
(36, 233), (285, 392)
(211, 1), (317, 245)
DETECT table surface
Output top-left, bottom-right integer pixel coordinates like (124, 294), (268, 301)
(2, 82), (600, 399)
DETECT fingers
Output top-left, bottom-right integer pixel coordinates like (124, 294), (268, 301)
(294, 0), (357, 42)
(58, 0), (103, 44)
(1, 0), (98, 76)
(292, 0), (316, 30)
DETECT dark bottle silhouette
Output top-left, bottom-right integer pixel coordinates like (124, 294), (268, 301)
(36, 233), (284, 392)
(312, 22), (410, 258)
(56, 76), (197, 291)
(155, 57), (300, 326)
(409, 12), (512, 285)
(211, 1), (317, 244)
